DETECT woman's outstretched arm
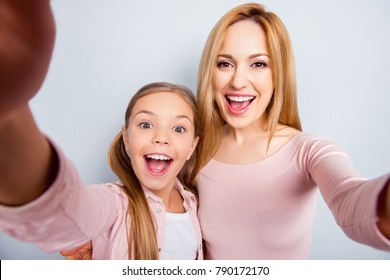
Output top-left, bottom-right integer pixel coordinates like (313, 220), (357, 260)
(0, 0), (58, 206)
(378, 182), (390, 239)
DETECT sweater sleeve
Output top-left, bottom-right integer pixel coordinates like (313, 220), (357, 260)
(302, 136), (390, 251)
(0, 139), (121, 252)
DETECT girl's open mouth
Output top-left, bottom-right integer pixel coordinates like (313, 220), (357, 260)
(144, 153), (173, 175)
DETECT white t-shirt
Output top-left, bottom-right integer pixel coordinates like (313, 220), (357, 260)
(160, 212), (198, 260)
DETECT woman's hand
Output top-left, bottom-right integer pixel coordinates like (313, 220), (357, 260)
(60, 241), (93, 260)
(0, 0), (55, 117)
(378, 181), (390, 239)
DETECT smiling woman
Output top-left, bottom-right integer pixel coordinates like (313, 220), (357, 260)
(194, 2), (390, 260)
(213, 20), (276, 135)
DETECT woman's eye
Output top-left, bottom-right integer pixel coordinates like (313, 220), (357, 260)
(173, 126), (186, 133)
(217, 61), (233, 68)
(252, 61), (267, 68)
(139, 122), (153, 129)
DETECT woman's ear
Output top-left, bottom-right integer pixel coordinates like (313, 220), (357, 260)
(186, 136), (199, 160)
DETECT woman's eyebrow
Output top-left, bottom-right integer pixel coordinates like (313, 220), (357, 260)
(249, 53), (269, 58)
(217, 53), (270, 59)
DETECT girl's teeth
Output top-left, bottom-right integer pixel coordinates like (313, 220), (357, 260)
(146, 154), (170, 160)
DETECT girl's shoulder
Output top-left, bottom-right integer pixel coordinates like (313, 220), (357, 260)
(92, 181), (130, 205)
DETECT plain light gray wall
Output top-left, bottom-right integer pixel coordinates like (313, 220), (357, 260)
(0, 0), (389, 259)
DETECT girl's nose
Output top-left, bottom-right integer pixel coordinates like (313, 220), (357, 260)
(152, 130), (170, 145)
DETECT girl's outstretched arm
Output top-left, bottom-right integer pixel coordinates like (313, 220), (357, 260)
(0, 0), (57, 206)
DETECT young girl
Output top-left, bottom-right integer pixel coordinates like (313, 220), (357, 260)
(0, 81), (202, 259)
(0, 1), (202, 260)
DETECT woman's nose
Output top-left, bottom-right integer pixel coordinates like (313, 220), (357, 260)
(231, 67), (249, 89)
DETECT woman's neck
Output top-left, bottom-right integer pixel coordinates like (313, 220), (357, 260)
(224, 120), (269, 146)
(214, 122), (300, 164)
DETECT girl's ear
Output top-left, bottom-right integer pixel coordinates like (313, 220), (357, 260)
(121, 125), (129, 155)
(186, 136), (199, 160)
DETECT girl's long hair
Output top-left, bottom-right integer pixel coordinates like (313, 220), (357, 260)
(108, 82), (200, 259)
(197, 3), (302, 170)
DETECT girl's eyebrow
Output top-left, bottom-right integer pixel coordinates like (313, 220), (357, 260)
(134, 110), (155, 117)
(134, 110), (193, 122)
(217, 53), (270, 59)
(176, 115), (193, 122)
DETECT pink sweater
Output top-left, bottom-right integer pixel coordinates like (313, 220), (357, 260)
(197, 133), (390, 259)
(0, 141), (203, 259)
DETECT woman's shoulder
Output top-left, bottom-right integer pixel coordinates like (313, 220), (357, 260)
(274, 124), (301, 137)
(284, 131), (347, 163)
(266, 125), (301, 155)
(271, 126), (342, 157)
(275, 125), (334, 143)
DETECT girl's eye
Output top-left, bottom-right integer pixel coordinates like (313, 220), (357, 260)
(217, 61), (233, 69)
(173, 126), (186, 133)
(252, 61), (267, 68)
(139, 122), (153, 129)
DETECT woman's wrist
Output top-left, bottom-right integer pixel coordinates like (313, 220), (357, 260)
(378, 179), (390, 239)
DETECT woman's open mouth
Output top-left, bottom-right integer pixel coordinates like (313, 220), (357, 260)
(225, 95), (255, 115)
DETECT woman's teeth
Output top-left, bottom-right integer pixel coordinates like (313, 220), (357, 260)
(226, 95), (255, 102)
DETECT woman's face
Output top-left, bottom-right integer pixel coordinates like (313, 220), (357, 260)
(122, 91), (198, 196)
(213, 19), (274, 130)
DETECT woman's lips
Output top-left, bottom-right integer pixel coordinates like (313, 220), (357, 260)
(225, 95), (255, 115)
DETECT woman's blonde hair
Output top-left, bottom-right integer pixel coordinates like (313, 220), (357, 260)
(108, 82), (199, 259)
(197, 3), (302, 168)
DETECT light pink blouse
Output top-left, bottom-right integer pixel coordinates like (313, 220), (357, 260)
(0, 141), (203, 259)
(197, 133), (390, 259)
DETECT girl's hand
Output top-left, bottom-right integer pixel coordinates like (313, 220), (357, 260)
(0, 1), (57, 207)
(0, 0), (55, 116)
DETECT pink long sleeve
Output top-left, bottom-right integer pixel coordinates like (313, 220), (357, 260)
(0, 140), (123, 253)
(198, 133), (390, 259)
(303, 136), (390, 248)
(0, 139), (203, 259)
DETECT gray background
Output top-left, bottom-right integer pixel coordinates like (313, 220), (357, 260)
(1, 0), (389, 259)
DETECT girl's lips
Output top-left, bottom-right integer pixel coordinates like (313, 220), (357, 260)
(225, 95), (255, 115)
(144, 153), (173, 176)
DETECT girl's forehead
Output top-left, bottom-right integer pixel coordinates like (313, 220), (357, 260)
(134, 91), (190, 107)
(131, 91), (195, 120)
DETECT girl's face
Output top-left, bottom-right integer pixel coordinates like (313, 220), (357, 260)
(122, 91), (198, 196)
(213, 19), (274, 130)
